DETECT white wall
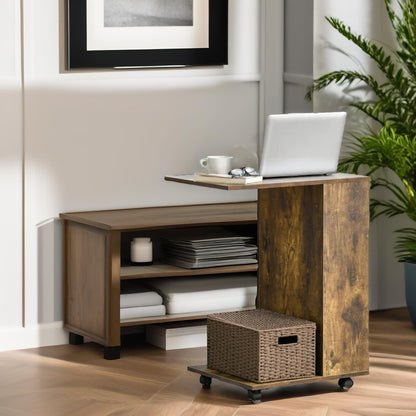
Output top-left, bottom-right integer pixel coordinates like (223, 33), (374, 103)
(2, 0), (402, 352)
(260, 0), (284, 143)
(0, 1), (23, 330)
(314, 0), (406, 310)
(0, 0), (262, 350)
(283, 0), (313, 113)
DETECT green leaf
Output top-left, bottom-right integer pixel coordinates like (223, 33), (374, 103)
(309, 0), (416, 261)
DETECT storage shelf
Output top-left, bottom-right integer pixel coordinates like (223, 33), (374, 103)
(188, 365), (369, 391)
(120, 306), (255, 327)
(120, 261), (258, 280)
(61, 201), (257, 231)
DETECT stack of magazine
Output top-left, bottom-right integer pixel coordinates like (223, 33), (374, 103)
(161, 228), (258, 269)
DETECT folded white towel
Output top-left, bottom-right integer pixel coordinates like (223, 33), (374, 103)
(120, 304), (166, 320)
(146, 274), (257, 315)
(120, 280), (163, 308)
(148, 274), (257, 303)
(165, 293), (256, 315)
(120, 291), (163, 308)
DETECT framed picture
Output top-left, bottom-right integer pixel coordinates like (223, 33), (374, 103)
(67, 0), (228, 69)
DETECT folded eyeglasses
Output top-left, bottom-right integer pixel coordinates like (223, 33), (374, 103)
(229, 167), (259, 177)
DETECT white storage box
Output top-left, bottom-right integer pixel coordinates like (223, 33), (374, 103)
(146, 320), (207, 350)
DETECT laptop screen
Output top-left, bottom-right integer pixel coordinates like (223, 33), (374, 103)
(259, 112), (346, 178)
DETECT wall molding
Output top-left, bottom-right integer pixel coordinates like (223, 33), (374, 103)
(259, 0), (284, 151)
(283, 72), (313, 87)
(0, 321), (67, 352)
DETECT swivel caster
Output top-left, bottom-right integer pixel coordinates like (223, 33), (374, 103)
(338, 377), (354, 391)
(199, 375), (212, 389)
(248, 389), (262, 404)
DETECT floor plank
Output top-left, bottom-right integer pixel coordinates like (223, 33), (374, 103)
(0, 309), (415, 415)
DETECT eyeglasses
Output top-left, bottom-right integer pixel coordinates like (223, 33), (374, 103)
(229, 167), (259, 177)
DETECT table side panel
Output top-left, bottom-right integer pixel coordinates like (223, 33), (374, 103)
(257, 185), (324, 374)
(64, 221), (108, 343)
(322, 180), (369, 376)
(108, 231), (121, 346)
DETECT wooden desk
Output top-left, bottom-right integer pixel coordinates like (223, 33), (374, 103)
(165, 173), (370, 401)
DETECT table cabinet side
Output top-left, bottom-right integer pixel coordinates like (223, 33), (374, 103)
(257, 178), (369, 377)
(64, 220), (120, 347)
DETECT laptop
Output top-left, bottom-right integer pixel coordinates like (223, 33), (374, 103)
(259, 112), (346, 178)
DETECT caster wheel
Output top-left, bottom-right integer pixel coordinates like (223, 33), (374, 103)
(248, 390), (262, 404)
(199, 375), (212, 389)
(338, 377), (354, 391)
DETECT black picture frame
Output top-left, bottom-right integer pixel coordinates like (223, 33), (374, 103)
(67, 0), (228, 69)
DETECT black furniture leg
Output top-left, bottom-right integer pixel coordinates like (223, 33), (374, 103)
(69, 332), (84, 345)
(104, 346), (121, 360)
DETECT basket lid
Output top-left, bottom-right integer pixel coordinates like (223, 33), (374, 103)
(208, 309), (316, 331)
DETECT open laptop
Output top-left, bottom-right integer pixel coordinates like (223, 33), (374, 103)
(259, 112), (347, 178)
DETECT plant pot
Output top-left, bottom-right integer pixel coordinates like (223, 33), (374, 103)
(404, 263), (416, 328)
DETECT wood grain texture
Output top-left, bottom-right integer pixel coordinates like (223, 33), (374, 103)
(257, 178), (369, 377)
(65, 221), (107, 344)
(322, 181), (369, 376)
(63, 202), (258, 350)
(108, 231), (121, 347)
(60, 201), (257, 231)
(63, 176), (369, 369)
(120, 262), (258, 279)
(0, 309), (414, 416)
(165, 173), (368, 191)
(64, 224), (121, 348)
(257, 185), (325, 373)
(188, 365), (367, 390)
(120, 306), (255, 327)
(63, 202), (257, 352)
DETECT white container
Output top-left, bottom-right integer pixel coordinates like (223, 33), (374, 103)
(146, 321), (207, 350)
(130, 237), (153, 265)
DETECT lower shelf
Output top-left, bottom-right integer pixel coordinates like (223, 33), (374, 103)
(120, 306), (255, 326)
(188, 365), (368, 390)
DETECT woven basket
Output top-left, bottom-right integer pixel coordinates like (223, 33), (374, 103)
(207, 309), (316, 382)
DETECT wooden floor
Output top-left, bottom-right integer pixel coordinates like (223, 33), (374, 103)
(1, 309), (416, 416)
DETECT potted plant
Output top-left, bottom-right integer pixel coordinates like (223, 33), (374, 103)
(307, 0), (416, 326)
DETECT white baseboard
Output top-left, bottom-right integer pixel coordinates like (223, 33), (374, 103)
(0, 321), (68, 352)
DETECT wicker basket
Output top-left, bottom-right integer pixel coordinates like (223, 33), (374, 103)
(207, 309), (316, 382)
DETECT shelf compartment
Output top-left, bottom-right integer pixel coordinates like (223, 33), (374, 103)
(120, 306), (255, 327)
(120, 261), (258, 279)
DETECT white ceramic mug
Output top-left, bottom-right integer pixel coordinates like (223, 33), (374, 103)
(200, 155), (233, 175)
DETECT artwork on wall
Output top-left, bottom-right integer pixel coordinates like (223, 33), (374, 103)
(67, 0), (228, 69)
